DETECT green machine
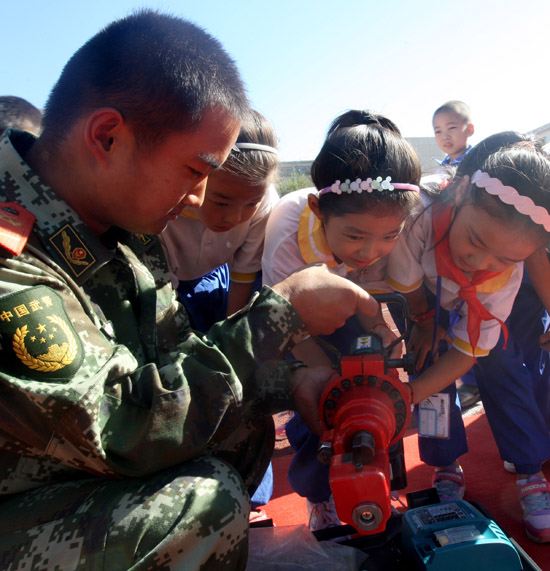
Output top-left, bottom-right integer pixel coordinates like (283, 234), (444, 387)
(401, 500), (522, 570)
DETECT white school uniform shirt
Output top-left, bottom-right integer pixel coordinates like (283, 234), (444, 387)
(160, 184), (279, 287)
(261, 187), (391, 293)
(386, 193), (523, 357)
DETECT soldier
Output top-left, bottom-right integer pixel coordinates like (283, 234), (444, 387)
(0, 10), (380, 570)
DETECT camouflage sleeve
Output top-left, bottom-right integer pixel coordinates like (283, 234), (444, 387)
(0, 248), (307, 488)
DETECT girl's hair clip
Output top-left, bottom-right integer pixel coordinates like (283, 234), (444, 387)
(471, 170), (550, 231)
(232, 142), (279, 155)
(318, 176), (420, 196)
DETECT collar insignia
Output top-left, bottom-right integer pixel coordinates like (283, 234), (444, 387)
(136, 234), (152, 245)
(49, 224), (96, 277)
(0, 202), (36, 255)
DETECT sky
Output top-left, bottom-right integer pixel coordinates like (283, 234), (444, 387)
(3, 0), (550, 161)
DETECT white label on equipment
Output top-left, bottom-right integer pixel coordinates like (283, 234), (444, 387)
(418, 393), (450, 438)
(435, 524), (484, 546)
(356, 336), (373, 349)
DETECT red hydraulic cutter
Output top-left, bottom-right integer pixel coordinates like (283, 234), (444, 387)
(317, 294), (415, 535)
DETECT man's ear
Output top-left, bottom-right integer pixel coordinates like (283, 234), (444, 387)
(308, 193), (324, 221)
(466, 123), (474, 137)
(84, 109), (125, 165)
(454, 175), (470, 205)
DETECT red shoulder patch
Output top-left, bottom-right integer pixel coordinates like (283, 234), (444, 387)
(0, 203), (36, 255)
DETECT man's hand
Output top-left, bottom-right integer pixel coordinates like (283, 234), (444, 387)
(272, 263), (380, 336)
(290, 365), (335, 435)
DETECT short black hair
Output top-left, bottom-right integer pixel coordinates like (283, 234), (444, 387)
(311, 110), (422, 219)
(0, 96), (42, 136)
(41, 10), (248, 148)
(433, 100), (472, 125)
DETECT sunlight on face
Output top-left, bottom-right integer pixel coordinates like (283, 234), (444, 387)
(196, 170), (268, 232)
(433, 111), (472, 161)
(322, 210), (406, 269)
(448, 204), (544, 274)
(84, 107), (241, 236)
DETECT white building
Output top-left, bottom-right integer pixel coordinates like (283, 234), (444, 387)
(279, 123), (550, 186)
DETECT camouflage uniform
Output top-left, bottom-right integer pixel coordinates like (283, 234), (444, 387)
(0, 130), (308, 570)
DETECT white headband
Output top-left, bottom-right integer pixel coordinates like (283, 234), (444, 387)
(319, 176), (420, 196)
(471, 170), (550, 232)
(233, 142), (279, 155)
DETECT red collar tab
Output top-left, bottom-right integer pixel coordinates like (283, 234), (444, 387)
(0, 202), (36, 255)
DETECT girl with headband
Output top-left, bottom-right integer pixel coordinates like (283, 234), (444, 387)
(262, 109), (422, 530)
(387, 132), (550, 539)
(160, 109), (280, 516)
(161, 108), (280, 332)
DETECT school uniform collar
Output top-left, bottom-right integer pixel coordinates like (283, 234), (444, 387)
(297, 201), (339, 267)
(437, 145), (473, 167)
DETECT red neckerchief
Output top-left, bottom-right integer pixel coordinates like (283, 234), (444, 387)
(432, 202), (508, 358)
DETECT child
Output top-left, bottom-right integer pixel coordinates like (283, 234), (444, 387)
(160, 108), (280, 513)
(161, 108), (280, 331)
(432, 101), (480, 407)
(387, 132), (550, 537)
(433, 100), (474, 168)
(262, 109), (422, 530)
(474, 261), (550, 543)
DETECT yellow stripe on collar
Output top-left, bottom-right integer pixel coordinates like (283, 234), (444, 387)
(297, 203), (338, 267)
(476, 265), (514, 293)
(230, 271), (258, 283)
(453, 336), (490, 357)
(387, 276), (424, 294)
(179, 209), (200, 220)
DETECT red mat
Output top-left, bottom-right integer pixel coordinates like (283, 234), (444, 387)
(264, 412), (549, 570)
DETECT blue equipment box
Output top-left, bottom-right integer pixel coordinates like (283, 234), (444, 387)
(401, 500), (522, 570)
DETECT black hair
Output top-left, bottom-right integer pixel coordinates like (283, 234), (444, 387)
(432, 100), (472, 124)
(41, 10), (248, 149)
(0, 96), (42, 136)
(311, 110), (422, 219)
(222, 109), (279, 186)
(427, 131), (550, 240)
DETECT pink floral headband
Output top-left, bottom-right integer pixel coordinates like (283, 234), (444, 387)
(319, 176), (420, 196)
(471, 170), (550, 232)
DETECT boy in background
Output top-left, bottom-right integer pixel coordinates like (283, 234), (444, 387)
(433, 100), (474, 167)
(433, 100), (480, 408)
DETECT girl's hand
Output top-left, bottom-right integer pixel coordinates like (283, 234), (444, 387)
(371, 322), (404, 359)
(408, 321), (449, 370)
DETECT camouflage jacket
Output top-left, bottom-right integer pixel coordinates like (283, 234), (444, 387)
(0, 130), (307, 495)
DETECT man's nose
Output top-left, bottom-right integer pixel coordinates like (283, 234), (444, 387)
(182, 179), (207, 208)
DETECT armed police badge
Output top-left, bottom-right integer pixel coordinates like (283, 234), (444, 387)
(0, 285), (83, 380)
(49, 224), (96, 278)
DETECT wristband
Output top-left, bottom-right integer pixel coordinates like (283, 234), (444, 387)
(410, 308), (435, 323)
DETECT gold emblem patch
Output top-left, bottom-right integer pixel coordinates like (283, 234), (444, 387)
(49, 224), (96, 277)
(0, 286), (83, 379)
(136, 233), (152, 245)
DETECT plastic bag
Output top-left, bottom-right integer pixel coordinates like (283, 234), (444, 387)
(246, 524), (368, 571)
